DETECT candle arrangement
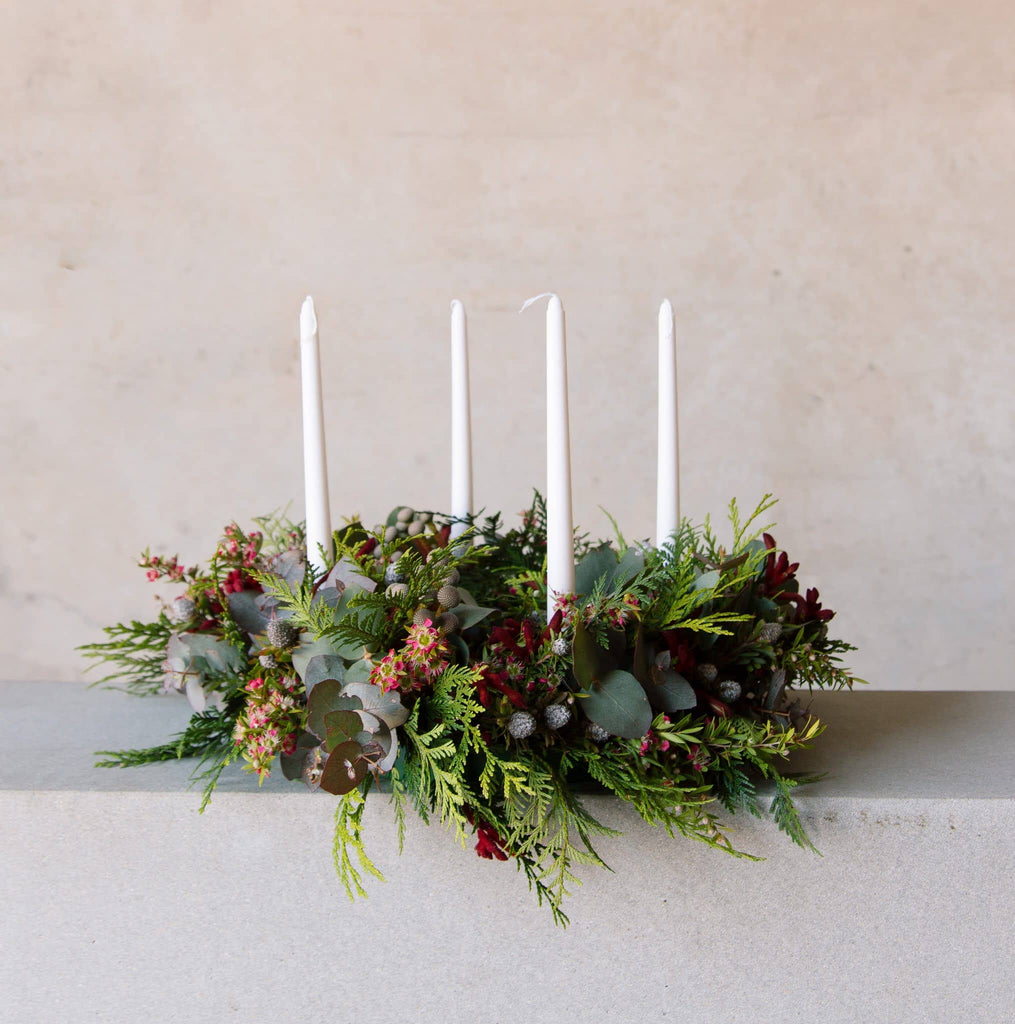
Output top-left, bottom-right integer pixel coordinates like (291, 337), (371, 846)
(83, 296), (861, 926)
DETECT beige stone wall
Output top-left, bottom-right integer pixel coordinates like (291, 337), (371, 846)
(2, 1), (1012, 687)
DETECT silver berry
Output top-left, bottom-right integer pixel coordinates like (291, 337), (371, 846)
(396, 507), (415, 524)
(384, 564), (405, 585)
(437, 585), (461, 609)
(760, 622), (783, 643)
(168, 596), (196, 623)
(383, 526), (398, 543)
(507, 711), (536, 739)
(386, 582), (409, 598)
(407, 520), (425, 537)
(698, 663), (718, 684)
(544, 704), (572, 730)
(587, 722), (611, 743)
(551, 636), (569, 657)
(717, 679), (742, 702)
(266, 618), (299, 649)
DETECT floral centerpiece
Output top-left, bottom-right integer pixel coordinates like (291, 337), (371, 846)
(84, 493), (861, 926)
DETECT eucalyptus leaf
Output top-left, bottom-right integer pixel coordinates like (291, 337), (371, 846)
(614, 547), (645, 588)
(303, 654), (346, 692)
(693, 569), (721, 592)
(323, 710), (363, 746)
(306, 678), (347, 739)
(344, 658), (374, 683)
(447, 633), (470, 664)
(319, 741), (368, 796)
(455, 604), (495, 629)
(632, 627), (651, 685)
(292, 636), (342, 681)
(581, 669), (653, 738)
(266, 548), (306, 585)
(571, 620), (602, 688)
(575, 544), (618, 595)
(280, 732), (321, 781)
(641, 668), (697, 712)
(340, 682), (410, 729)
(227, 590), (269, 635)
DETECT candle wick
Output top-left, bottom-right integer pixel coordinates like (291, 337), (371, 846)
(519, 292), (557, 313)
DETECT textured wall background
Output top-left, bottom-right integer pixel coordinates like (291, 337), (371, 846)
(2, 1), (1012, 687)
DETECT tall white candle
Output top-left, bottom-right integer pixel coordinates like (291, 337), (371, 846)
(545, 294), (575, 620)
(656, 299), (680, 548)
(449, 299), (473, 540)
(299, 296), (333, 574)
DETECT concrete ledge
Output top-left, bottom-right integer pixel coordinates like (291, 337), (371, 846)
(2, 684), (1013, 1024)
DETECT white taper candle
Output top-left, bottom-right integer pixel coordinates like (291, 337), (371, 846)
(449, 299), (473, 540)
(299, 296), (333, 574)
(545, 294), (575, 620)
(656, 298), (680, 548)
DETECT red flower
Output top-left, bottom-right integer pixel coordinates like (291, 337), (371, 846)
(786, 586), (834, 623)
(473, 666), (526, 709)
(474, 822), (509, 861)
(221, 569), (262, 595)
(763, 533), (799, 597)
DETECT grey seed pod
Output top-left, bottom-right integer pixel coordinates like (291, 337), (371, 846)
(698, 663), (719, 684)
(717, 679), (742, 703)
(395, 521), (408, 536)
(384, 564), (406, 585)
(436, 611), (460, 634)
(443, 568), (460, 586)
(258, 653), (277, 669)
(386, 583), (409, 598)
(507, 711), (537, 739)
(383, 525), (399, 543)
(372, 524), (384, 535)
(417, 512), (433, 524)
(544, 704), (572, 730)
(168, 596), (196, 623)
(266, 618), (299, 649)
(587, 722), (611, 743)
(760, 622), (783, 643)
(437, 585), (461, 609)
(389, 549), (403, 562)
(407, 520), (425, 537)
(396, 507), (415, 523)
(551, 636), (569, 657)
(413, 607), (435, 627)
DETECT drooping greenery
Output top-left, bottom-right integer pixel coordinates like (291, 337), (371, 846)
(84, 494), (863, 925)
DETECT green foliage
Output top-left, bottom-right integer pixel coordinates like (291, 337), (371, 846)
(80, 618), (175, 694)
(332, 788), (386, 899)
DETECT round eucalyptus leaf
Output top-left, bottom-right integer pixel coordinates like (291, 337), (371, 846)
(581, 669), (653, 738)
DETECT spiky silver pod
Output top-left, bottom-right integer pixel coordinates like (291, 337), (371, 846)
(698, 663), (718, 684)
(384, 563), (406, 585)
(266, 618), (299, 649)
(587, 722), (611, 743)
(551, 636), (569, 657)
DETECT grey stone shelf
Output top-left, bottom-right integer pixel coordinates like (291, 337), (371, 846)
(2, 683), (1013, 1024)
